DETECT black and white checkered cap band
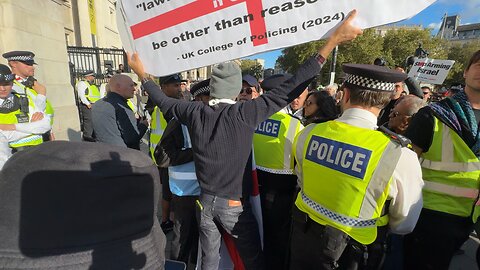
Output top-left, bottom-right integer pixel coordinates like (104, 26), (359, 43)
(7, 55), (34, 62)
(0, 74), (15, 81)
(192, 86), (210, 98)
(345, 73), (395, 92)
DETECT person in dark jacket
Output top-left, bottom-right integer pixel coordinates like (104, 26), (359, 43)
(127, 11), (362, 270)
(92, 74), (148, 150)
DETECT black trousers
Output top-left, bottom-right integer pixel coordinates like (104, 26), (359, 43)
(79, 104), (94, 141)
(171, 195), (199, 265)
(289, 206), (388, 270)
(257, 170), (297, 270)
(404, 208), (473, 270)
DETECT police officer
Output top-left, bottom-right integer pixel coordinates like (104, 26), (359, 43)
(149, 73), (184, 232)
(76, 70), (100, 141)
(289, 64), (424, 270)
(2, 50), (54, 141)
(0, 64), (51, 160)
(252, 74), (304, 270)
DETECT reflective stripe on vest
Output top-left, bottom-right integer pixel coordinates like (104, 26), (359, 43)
(253, 112), (303, 174)
(149, 107), (168, 162)
(294, 121), (400, 244)
(127, 99), (135, 112)
(300, 192), (377, 228)
(421, 116), (480, 221)
(168, 124), (200, 196)
(13, 81), (55, 125)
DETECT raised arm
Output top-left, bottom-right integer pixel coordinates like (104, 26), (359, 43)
(127, 53), (198, 124)
(241, 10), (363, 127)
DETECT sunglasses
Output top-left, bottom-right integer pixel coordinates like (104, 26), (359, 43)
(423, 92), (430, 95)
(239, 87), (257, 95)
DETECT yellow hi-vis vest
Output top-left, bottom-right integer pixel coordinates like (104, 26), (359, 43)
(253, 111), (303, 174)
(0, 94), (44, 148)
(127, 99), (135, 112)
(420, 116), (480, 223)
(149, 106), (168, 163)
(85, 83), (101, 103)
(13, 80), (55, 125)
(294, 121), (402, 245)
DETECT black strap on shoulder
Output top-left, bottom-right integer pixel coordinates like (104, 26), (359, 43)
(377, 125), (412, 149)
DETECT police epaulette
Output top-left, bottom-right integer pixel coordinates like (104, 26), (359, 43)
(377, 125), (412, 149)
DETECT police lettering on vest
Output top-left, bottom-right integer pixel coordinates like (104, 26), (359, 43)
(306, 136), (371, 179)
(255, 119), (281, 137)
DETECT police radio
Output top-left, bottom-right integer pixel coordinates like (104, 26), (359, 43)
(18, 94), (29, 114)
(22, 76), (37, 88)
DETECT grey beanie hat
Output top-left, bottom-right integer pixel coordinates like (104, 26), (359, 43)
(209, 62), (242, 99)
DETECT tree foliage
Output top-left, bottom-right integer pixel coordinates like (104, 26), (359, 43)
(240, 59), (263, 79)
(444, 40), (480, 86)
(276, 27), (478, 87)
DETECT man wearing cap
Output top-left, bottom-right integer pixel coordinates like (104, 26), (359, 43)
(128, 10), (362, 270)
(91, 74), (148, 150)
(290, 63), (423, 269)
(238, 74), (261, 101)
(252, 73), (304, 270)
(153, 79), (210, 265)
(3, 50), (55, 142)
(148, 73), (184, 233)
(0, 64), (51, 167)
(75, 71), (100, 141)
(403, 50), (480, 269)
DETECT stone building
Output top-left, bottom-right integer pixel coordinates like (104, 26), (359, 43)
(0, 0), (121, 140)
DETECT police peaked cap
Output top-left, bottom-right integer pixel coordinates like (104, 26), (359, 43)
(0, 64), (15, 83)
(159, 73), (183, 85)
(342, 64), (407, 92)
(82, 70), (95, 77)
(190, 78), (211, 98)
(2, 51), (37, 65)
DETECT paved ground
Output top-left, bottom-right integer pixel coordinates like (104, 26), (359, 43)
(450, 236), (479, 270)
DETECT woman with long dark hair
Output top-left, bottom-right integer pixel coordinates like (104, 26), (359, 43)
(303, 91), (338, 125)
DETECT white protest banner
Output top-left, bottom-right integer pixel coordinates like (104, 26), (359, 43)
(116, 0), (436, 76)
(408, 58), (455, 85)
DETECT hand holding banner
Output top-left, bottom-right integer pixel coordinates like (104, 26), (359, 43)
(117, 0), (436, 76)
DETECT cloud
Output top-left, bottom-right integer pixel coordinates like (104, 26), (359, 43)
(438, 0), (480, 23)
(428, 22), (442, 31)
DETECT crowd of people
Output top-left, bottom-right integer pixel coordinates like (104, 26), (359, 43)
(1, 8), (480, 270)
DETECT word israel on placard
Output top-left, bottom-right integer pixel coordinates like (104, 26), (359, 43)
(408, 58), (455, 85)
(116, 0), (436, 76)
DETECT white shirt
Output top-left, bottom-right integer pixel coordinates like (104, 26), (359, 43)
(12, 77), (47, 113)
(283, 105), (304, 122)
(100, 83), (108, 98)
(0, 94), (51, 134)
(336, 108), (424, 234)
(0, 130), (29, 170)
(76, 80), (91, 106)
(0, 109), (51, 170)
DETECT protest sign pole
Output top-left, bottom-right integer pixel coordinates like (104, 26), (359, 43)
(329, 46), (338, 85)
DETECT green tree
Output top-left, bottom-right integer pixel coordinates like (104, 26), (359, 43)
(444, 41), (480, 86)
(240, 59), (263, 79)
(382, 28), (448, 68)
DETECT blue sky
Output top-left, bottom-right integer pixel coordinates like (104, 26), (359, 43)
(247, 0), (480, 68)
